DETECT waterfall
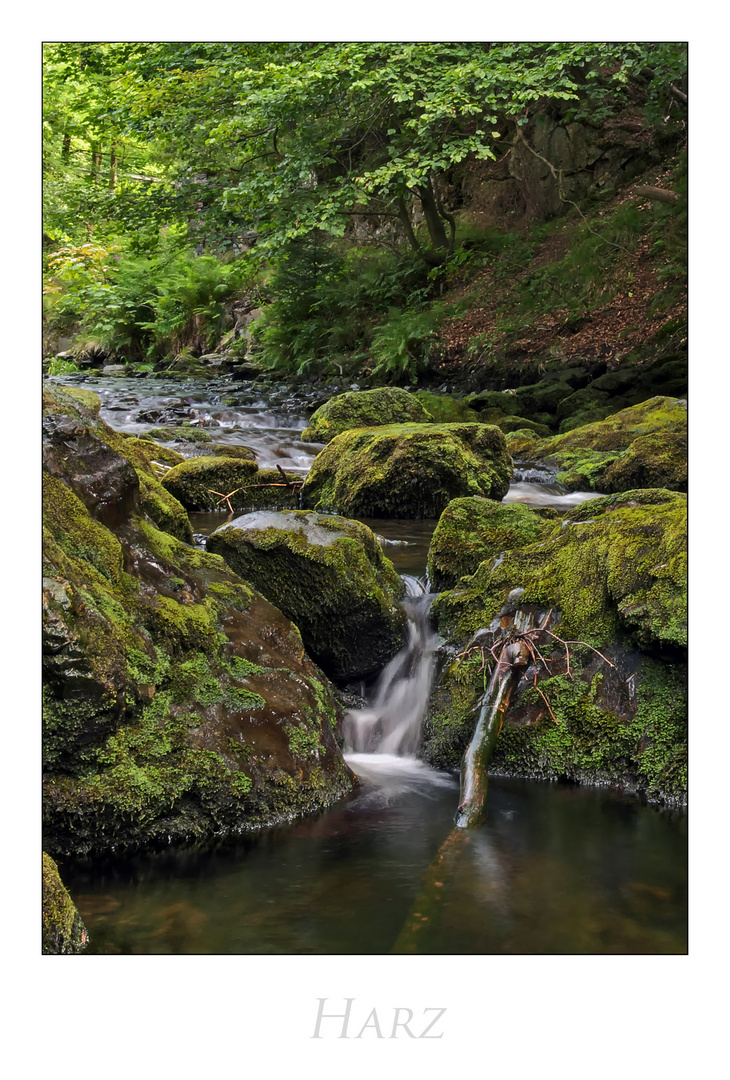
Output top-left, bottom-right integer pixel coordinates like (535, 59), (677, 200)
(343, 574), (438, 757)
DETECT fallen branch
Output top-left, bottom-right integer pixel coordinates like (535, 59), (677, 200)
(633, 185), (679, 206)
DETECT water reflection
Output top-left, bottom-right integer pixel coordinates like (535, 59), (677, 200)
(62, 777), (686, 955)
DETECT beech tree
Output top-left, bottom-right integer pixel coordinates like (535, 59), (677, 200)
(118, 41), (686, 262)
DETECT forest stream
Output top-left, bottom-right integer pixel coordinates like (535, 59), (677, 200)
(54, 375), (688, 955)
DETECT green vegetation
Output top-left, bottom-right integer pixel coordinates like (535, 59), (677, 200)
(43, 42), (686, 383)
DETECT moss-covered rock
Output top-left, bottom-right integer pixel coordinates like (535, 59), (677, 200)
(44, 385), (193, 543)
(42, 853), (87, 954)
(301, 386), (430, 443)
(423, 488), (687, 803)
(414, 390), (479, 423)
(145, 425), (214, 444)
(513, 396), (687, 493)
(208, 510), (407, 682)
(161, 455), (298, 512)
(301, 422), (513, 519)
(427, 497), (557, 591)
(42, 392), (356, 857)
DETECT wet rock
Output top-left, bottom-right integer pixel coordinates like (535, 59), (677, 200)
(42, 390), (356, 856)
(42, 853), (87, 954)
(301, 422), (513, 519)
(512, 397), (687, 493)
(208, 510), (407, 682)
(146, 425), (214, 444)
(301, 386), (431, 443)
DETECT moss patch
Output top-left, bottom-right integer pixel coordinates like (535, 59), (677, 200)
(302, 421), (513, 519)
(301, 386), (430, 443)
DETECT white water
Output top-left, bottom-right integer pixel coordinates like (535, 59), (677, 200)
(343, 574), (439, 766)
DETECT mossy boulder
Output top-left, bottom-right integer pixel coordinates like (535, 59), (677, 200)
(43, 384), (193, 543)
(427, 497), (558, 591)
(161, 455), (298, 512)
(513, 397), (687, 493)
(145, 425), (214, 444)
(301, 422), (513, 519)
(43, 392), (356, 856)
(301, 386), (430, 443)
(423, 488), (687, 803)
(42, 853), (87, 954)
(413, 390), (479, 423)
(208, 510), (407, 682)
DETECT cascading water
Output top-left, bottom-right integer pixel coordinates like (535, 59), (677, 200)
(343, 574), (438, 759)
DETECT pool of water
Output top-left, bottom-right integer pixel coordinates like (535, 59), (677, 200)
(59, 767), (687, 955)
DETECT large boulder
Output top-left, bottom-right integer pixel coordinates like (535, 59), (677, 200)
(301, 386), (430, 443)
(507, 396), (687, 493)
(43, 388), (355, 856)
(207, 510), (407, 682)
(301, 422), (513, 519)
(423, 489), (687, 804)
(43, 385), (193, 543)
(427, 497), (558, 592)
(42, 853), (87, 954)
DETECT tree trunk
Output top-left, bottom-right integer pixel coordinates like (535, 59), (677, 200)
(108, 142), (118, 192)
(62, 132), (71, 163)
(90, 144), (102, 184)
(416, 176), (450, 253)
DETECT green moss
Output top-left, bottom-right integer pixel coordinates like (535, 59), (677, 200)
(301, 422), (513, 519)
(522, 396), (688, 493)
(427, 497), (555, 590)
(414, 390), (478, 423)
(302, 386), (430, 443)
(59, 386), (101, 414)
(433, 489), (686, 650)
(208, 510), (406, 681)
(43, 474), (124, 584)
(146, 425), (214, 444)
(285, 720), (325, 759)
(42, 853), (87, 954)
(226, 686), (266, 710)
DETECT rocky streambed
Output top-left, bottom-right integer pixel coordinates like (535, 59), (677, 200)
(42, 374), (687, 954)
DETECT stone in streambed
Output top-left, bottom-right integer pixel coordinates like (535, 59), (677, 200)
(423, 488), (687, 802)
(43, 387), (356, 857)
(301, 386), (430, 443)
(42, 853), (87, 954)
(427, 497), (557, 592)
(161, 455), (297, 512)
(301, 422), (513, 519)
(208, 510), (407, 682)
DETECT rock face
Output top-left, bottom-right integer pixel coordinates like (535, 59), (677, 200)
(43, 385), (355, 856)
(208, 510), (407, 682)
(42, 853), (87, 954)
(301, 422), (513, 519)
(424, 489), (687, 803)
(301, 386), (431, 443)
(507, 396), (687, 494)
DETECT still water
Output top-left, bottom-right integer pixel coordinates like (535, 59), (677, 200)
(60, 771), (686, 955)
(52, 375), (688, 955)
